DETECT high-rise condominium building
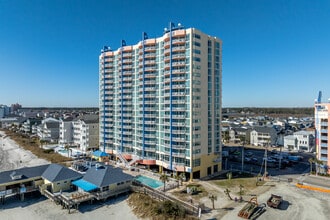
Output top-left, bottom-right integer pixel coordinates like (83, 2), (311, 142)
(99, 23), (222, 179)
(314, 98), (330, 174)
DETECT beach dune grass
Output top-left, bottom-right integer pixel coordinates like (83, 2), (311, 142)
(3, 130), (71, 164)
(127, 193), (197, 220)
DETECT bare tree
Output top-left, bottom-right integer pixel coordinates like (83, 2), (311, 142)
(209, 194), (217, 210)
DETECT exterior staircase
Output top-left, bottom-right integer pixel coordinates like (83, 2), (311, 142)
(116, 151), (129, 166)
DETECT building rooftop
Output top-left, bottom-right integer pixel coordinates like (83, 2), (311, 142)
(0, 164), (49, 185)
(82, 165), (133, 188)
(42, 164), (82, 182)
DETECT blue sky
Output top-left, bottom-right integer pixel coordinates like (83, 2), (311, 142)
(1, 0), (330, 107)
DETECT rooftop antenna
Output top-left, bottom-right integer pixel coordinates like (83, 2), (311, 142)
(317, 91), (322, 103)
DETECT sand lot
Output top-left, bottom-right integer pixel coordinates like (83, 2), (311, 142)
(0, 195), (137, 220)
(0, 131), (138, 220)
(0, 131), (50, 171)
(224, 182), (330, 220)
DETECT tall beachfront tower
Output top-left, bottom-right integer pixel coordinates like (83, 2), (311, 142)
(314, 97), (330, 174)
(99, 23), (222, 179)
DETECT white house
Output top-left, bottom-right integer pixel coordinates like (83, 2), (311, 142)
(250, 126), (278, 147)
(73, 115), (99, 152)
(59, 117), (74, 145)
(283, 131), (315, 152)
(58, 114), (99, 153)
(37, 118), (60, 142)
(283, 135), (297, 151)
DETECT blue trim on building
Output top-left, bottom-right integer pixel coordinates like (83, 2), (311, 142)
(121, 41), (124, 153)
(142, 33), (146, 158)
(102, 51), (106, 152)
(169, 22), (173, 170)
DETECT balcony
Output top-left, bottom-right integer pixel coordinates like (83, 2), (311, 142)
(172, 46), (185, 52)
(144, 147), (156, 152)
(144, 140), (156, 145)
(172, 84), (186, 89)
(321, 143), (328, 147)
(172, 137), (186, 142)
(171, 69), (186, 74)
(172, 122), (185, 127)
(172, 114), (185, 119)
(172, 62), (186, 67)
(144, 60), (156, 65)
(144, 53), (156, 58)
(144, 107), (156, 111)
(321, 136), (328, 141)
(172, 145), (187, 150)
(123, 71), (133, 76)
(144, 120), (156, 125)
(320, 157), (328, 162)
(321, 149), (328, 154)
(172, 53), (186, 59)
(144, 46), (156, 51)
(144, 80), (156, 85)
(172, 152), (186, 158)
(172, 77), (186, 82)
(172, 92), (186, 96)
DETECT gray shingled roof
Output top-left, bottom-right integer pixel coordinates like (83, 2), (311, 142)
(82, 165), (133, 188)
(45, 121), (59, 129)
(78, 114), (99, 124)
(42, 164), (82, 182)
(0, 164), (49, 185)
(252, 126), (277, 134)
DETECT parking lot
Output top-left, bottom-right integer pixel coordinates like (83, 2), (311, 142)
(223, 146), (311, 177)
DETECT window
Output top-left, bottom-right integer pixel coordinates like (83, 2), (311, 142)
(194, 34), (201, 39)
(193, 49), (201, 54)
(194, 41), (201, 47)
(193, 57), (201, 62)
(193, 158), (201, 167)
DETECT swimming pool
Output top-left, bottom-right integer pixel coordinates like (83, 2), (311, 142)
(135, 175), (163, 189)
(58, 149), (69, 154)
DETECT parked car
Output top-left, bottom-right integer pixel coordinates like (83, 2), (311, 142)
(245, 152), (253, 157)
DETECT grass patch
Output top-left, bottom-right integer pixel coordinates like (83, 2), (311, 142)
(211, 177), (264, 193)
(127, 192), (197, 220)
(172, 183), (208, 202)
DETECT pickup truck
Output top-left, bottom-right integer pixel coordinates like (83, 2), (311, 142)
(267, 194), (282, 208)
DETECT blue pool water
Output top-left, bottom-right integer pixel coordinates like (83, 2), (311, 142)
(58, 149), (69, 154)
(135, 175), (163, 189)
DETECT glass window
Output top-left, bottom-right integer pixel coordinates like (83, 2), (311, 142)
(194, 34), (201, 39)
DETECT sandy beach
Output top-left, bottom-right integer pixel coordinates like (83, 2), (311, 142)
(0, 130), (138, 220)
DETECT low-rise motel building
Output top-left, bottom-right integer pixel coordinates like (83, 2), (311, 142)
(0, 163), (133, 208)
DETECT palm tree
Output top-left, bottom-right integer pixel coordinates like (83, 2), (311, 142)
(308, 157), (315, 174)
(209, 194), (217, 210)
(226, 172), (232, 181)
(159, 173), (169, 192)
(175, 173), (185, 186)
(224, 188), (233, 200)
(64, 144), (70, 158)
(239, 184), (244, 201)
(315, 159), (324, 175)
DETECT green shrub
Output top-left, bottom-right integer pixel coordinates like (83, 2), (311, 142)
(43, 149), (54, 154)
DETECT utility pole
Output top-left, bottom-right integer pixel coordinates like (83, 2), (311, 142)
(278, 146), (282, 170)
(241, 142), (245, 172)
(263, 141), (269, 180)
(264, 147), (267, 179)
